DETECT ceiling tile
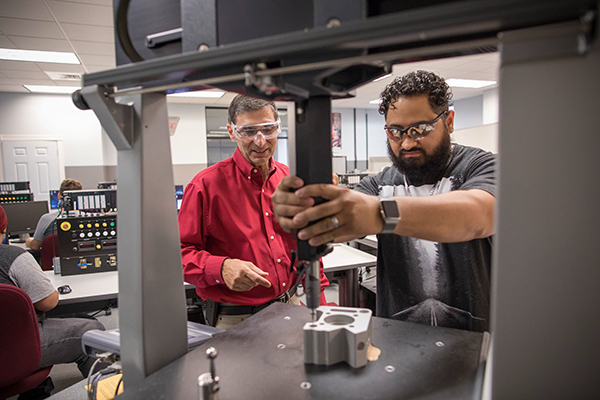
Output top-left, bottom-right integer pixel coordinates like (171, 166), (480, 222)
(36, 62), (86, 73)
(55, 80), (82, 87)
(0, 76), (13, 84)
(7, 36), (72, 52)
(2, 70), (49, 79)
(0, 0), (54, 21)
(0, 35), (17, 48)
(59, 0), (112, 5)
(9, 78), (56, 85)
(0, 17), (64, 39)
(70, 40), (115, 56)
(0, 60), (42, 71)
(61, 23), (114, 43)
(84, 65), (110, 73)
(78, 54), (115, 67)
(0, 84), (29, 93)
(46, 0), (112, 26)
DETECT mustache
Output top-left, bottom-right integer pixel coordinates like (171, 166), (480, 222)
(400, 148), (423, 155)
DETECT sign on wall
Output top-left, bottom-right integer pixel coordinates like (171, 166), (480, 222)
(332, 112), (341, 148)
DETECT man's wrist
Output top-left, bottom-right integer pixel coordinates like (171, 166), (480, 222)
(379, 198), (401, 234)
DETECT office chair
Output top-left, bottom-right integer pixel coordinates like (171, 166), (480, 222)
(40, 233), (59, 271)
(0, 284), (53, 400)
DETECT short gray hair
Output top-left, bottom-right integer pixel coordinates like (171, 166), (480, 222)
(228, 94), (278, 124)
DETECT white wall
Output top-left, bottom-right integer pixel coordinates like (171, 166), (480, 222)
(483, 88), (499, 125)
(0, 92), (210, 170)
(0, 92), (104, 166)
(453, 95), (483, 130)
(453, 123), (498, 153)
(366, 108), (387, 158)
(166, 103), (207, 165)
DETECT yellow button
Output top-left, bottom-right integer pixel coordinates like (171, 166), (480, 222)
(60, 221), (72, 231)
(95, 223), (100, 228)
(87, 223), (92, 228)
(96, 244), (101, 249)
(79, 224), (84, 229)
(102, 223), (107, 227)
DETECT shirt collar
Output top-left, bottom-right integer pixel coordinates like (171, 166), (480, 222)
(233, 148), (277, 181)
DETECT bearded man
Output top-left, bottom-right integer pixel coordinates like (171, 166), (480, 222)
(272, 70), (496, 332)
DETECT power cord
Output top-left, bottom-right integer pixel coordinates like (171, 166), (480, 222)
(86, 353), (119, 400)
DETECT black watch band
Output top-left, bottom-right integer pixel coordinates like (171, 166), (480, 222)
(379, 198), (401, 234)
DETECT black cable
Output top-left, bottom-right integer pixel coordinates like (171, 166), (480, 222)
(116, 0), (144, 63)
(114, 376), (124, 397)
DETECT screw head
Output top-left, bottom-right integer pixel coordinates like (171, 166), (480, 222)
(206, 347), (217, 359)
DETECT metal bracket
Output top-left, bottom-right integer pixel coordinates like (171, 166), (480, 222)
(80, 85), (134, 150)
(500, 10), (597, 64)
(304, 306), (373, 368)
(146, 27), (183, 48)
(243, 63), (280, 96)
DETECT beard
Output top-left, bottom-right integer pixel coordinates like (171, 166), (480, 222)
(387, 126), (453, 185)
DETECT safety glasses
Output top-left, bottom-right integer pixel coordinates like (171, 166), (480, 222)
(384, 111), (447, 142)
(231, 119), (281, 140)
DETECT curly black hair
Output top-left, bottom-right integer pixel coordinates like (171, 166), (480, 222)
(378, 70), (453, 117)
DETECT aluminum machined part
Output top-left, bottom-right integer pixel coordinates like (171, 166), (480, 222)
(304, 306), (372, 368)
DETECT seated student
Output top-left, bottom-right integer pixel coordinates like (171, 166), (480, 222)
(0, 205), (106, 379)
(26, 179), (82, 250)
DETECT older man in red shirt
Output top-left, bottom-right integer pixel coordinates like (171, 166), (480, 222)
(179, 94), (328, 329)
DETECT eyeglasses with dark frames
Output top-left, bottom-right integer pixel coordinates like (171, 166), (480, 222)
(384, 111), (448, 142)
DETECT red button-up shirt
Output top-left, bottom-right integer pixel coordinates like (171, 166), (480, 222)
(179, 148), (328, 306)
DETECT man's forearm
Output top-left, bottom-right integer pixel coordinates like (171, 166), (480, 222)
(390, 189), (495, 242)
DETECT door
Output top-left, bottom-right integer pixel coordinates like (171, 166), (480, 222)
(1, 140), (62, 203)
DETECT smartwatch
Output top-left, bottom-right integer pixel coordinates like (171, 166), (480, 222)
(379, 198), (401, 234)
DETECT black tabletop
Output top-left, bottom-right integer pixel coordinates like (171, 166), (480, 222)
(117, 303), (487, 400)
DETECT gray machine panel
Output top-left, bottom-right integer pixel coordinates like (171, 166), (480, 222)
(115, 303), (487, 400)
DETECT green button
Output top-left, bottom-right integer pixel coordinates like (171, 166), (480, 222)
(110, 222), (115, 226)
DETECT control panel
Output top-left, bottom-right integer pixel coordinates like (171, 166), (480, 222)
(56, 213), (117, 276)
(0, 181), (33, 203)
(0, 193), (34, 203)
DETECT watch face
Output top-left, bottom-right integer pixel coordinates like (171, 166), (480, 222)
(382, 200), (400, 218)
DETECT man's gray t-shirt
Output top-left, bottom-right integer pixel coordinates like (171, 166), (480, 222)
(355, 144), (496, 331)
(0, 244), (55, 303)
(33, 211), (59, 242)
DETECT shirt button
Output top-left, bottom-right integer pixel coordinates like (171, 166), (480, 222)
(265, 212), (269, 216)
(215, 279), (220, 283)
(262, 189), (265, 193)
(270, 235), (274, 240)
(247, 176), (251, 180)
(277, 259), (281, 263)
(253, 168), (257, 173)
(282, 282), (286, 287)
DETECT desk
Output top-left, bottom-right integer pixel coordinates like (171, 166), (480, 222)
(113, 303), (488, 400)
(43, 244), (375, 315)
(322, 244), (377, 307)
(44, 271), (197, 317)
(353, 234), (378, 250)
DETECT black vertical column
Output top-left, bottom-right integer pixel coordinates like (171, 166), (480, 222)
(294, 96), (333, 261)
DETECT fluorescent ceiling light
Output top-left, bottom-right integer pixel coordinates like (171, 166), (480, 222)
(369, 99), (381, 104)
(168, 91), (225, 98)
(0, 48), (80, 64)
(23, 85), (80, 94)
(372, 74), (392, 82)
(446, 78), (496, 88)
(44, 71), (82, 81)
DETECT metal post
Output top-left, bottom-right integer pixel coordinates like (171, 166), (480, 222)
(492, 13), (600, 399)
(100, 92), (188, 386)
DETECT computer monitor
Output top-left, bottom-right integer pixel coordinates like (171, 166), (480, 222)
(2, 201), (49, 239)
(175, 185), (184, 211)
(49, 190), (60, 210)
